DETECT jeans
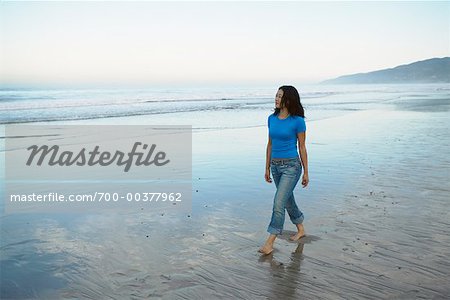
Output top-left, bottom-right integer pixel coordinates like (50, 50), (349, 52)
(267, 157), (304, 235)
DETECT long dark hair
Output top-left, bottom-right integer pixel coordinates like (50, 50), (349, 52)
(274, 85), (305, 118)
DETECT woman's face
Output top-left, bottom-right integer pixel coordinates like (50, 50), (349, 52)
(275, 89), (283, 108)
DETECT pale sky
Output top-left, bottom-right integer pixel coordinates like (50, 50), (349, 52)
(0, 1), (448, 88)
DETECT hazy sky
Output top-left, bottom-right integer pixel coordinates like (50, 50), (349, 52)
(0, 1), (448, 88)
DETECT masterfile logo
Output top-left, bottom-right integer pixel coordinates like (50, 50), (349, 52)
(6, 125), (191, 180)
(4, 125), (192, 214)
(26, 142), (170, 172)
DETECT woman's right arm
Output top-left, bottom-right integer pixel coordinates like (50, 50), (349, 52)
(265, 136), (272, 183)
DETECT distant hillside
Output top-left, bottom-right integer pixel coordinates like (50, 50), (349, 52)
(321, 57), (450, 84)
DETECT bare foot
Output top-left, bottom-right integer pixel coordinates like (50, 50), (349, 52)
(290, 224), (306, 241)
(258, 244), (274, 255)
(289, 232), (305, 241)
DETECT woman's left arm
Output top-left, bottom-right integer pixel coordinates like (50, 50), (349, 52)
(297, 132), (309, 187)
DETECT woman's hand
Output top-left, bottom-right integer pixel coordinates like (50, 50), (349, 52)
(265, 168), (272, 183)
(301, 173), (309, 188)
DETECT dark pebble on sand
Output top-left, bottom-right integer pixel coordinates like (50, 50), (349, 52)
(161, 274), (171, 280)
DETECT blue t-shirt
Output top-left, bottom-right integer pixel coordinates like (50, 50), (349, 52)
(268, 114), (306, 159)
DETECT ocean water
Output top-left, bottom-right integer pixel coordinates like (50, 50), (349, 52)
(2, 83), (448, 128)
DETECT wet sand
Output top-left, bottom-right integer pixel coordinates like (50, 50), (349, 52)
(1, 101), (450, 299)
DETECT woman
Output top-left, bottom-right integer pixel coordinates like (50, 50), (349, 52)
(259, 85), (309, 255)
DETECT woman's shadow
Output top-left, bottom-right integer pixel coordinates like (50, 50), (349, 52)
(258, 232), (320, 299)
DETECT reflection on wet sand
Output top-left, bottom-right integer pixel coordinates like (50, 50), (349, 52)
(259, 241), (305, 299)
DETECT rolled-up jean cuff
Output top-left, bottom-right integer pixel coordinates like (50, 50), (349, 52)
(291, 214), (304, 225)
(267, 226), (282, 235)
